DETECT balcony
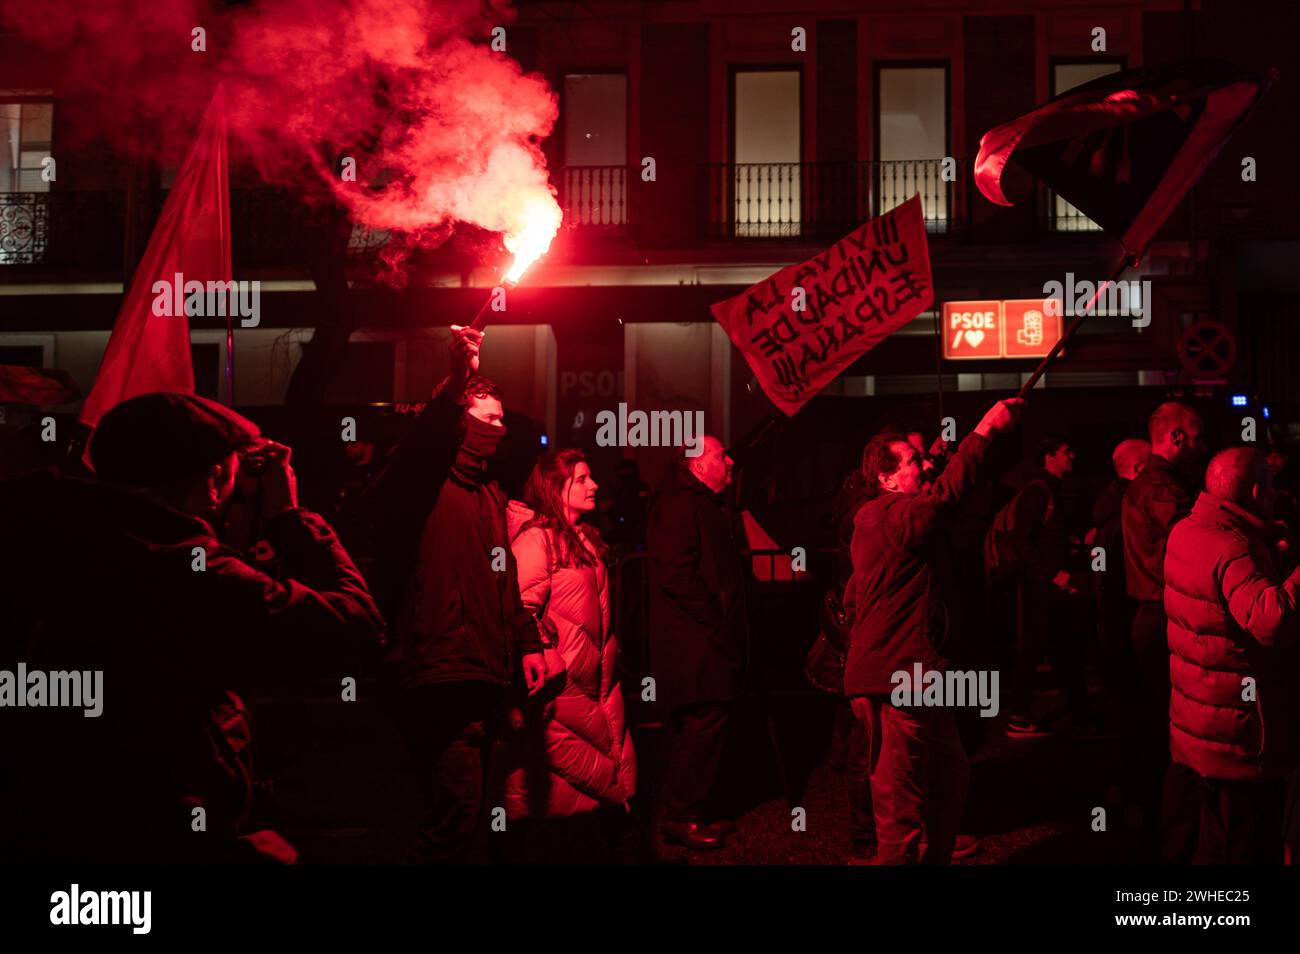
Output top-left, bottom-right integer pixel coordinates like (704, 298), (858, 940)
(0, 190), (387, 270)
(1, 191), (124, 267)
(1040, 188), (1104, 233)
(7, 161), (1105, 275)
(559, 165), (632, 239)
(702, 159), (968, 241)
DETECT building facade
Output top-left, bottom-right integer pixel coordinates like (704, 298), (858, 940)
(2, 0), (1297, 483)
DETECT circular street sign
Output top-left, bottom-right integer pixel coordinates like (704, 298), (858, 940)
(1178, 319), (1237, 378)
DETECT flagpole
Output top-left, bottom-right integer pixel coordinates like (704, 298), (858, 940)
(1016, 252), (1140, 399)
(930, 306), (946, 422)
(215, 81), (234, 408)
(226, 313), (235, 406)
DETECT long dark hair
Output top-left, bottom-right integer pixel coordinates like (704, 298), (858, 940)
(517, 448), (607, 568)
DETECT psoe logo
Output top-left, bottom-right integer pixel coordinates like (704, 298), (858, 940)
(151, 272), (261, 327)
(890, 663), (1000, 718)
(50, 884), (151, 935)
(595, 403), (705, 457)
(1041, 272), (1151, 328)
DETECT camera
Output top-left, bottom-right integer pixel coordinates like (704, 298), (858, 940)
(237, 440), (279, 478)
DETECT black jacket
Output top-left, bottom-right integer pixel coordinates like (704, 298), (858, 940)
(646, 462), (746, 710)
(0, 474), (385, 863)
(1003, 467), (1067, 586)
(1092, 476), (1130, 599)
(370, 384), (541, 689)
(1123, 453), (1199, 602)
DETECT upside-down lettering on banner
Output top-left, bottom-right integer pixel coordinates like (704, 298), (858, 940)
(710, 194), (933, 417)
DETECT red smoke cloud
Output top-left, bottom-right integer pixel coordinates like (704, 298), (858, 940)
(0, 0), (561, 271)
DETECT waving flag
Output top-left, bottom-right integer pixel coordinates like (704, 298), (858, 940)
(80, 88), (231, 431)
(976, 59), (1274, 259)
(711, 196), (933, 417)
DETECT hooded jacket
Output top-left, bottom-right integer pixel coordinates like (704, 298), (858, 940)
(1164, 492), (1300, 781)
(499, 502), (636, 817)
(845, 432), (988, 697)
(0, 473), (385, 863)
(646, 461), (746, 710)
(370, 383), (542, 689)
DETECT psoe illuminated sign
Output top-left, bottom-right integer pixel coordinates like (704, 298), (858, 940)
(941, 299), (1063, 360)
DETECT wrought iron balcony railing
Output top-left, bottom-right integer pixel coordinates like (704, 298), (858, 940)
(559, 165), (632, 236)
(0, 189), (388, 269)
(1, 191), (125, 266)
(1040, 187), (1105, 233)
(3, 161), (975, 270)
(702, 159), (968, 241)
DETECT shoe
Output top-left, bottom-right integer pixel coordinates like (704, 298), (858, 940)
(661, 821), (726, 850)
(703, 819), (737, 837)
(1006, 716), (1055, 739)
(917, 834), (980, 860)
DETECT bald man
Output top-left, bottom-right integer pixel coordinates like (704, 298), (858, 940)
(1165, 447), (1300, 862)
(1122, 402), (1206, 861)
(648, 436), (745, 850)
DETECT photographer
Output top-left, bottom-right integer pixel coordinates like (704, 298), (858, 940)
(0, 392), (385, 863)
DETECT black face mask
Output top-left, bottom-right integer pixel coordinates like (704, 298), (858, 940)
(454, 414), (507, 481)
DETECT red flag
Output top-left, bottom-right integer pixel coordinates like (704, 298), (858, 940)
(711, 195), (933, 417)
(79, 88), (231, 430)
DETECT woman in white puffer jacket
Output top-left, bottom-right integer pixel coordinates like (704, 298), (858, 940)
(502, 449), (637, 861)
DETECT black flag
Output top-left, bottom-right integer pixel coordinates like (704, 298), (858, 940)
(976, 59), (1274, 259)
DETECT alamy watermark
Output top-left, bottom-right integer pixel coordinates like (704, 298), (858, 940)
(890, 663), (1000, 718)
(50, 884), (150, 934)
(151, 272), (261, 327)
(0, 663), (102, 717)
(1042, 272), (1150, 328)
(595, 403), (705, 457)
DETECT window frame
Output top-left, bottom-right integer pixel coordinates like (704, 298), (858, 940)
(873, 60), (951, 164)
(728, 64), (805, 168)
(0, 95), (57, 194)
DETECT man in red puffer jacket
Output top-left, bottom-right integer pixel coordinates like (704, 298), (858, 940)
(1164, 446), (1300, 863)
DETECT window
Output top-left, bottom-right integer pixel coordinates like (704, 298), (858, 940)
(1050, 61), (1124, 231)
(562, 74), (628, 227)
(2, 102), (53, 193)
(877, 66), (948, 226)
(0, 101), (54, 264)
(732, 69), (801, 237)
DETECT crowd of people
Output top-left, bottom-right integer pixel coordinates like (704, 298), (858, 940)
(3, 321), (1299, 866)
(829, 397), (1300, 864)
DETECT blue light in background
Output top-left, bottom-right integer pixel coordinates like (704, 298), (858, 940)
(1263, 406), (1271, 419)
(1231, 394), (1248, 407)
(539, 434), (549, 446)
